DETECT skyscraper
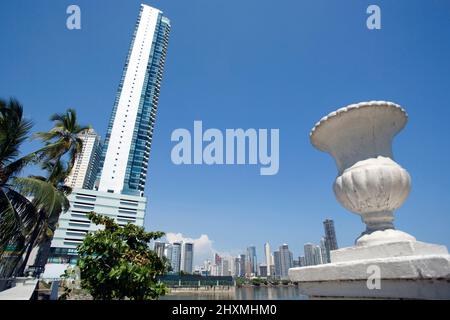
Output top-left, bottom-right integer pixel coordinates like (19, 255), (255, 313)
(181, 242), (194, 274)
(323, 218), (338, 263)
(304, 243), (324, 266)
(279, 244), (293, 279)
(264, 242), (272, 276)
(304, 243), (315, 266)
(65, 129), (102, 190)
(170, 242), (182, 273)
(153, 241), (166, 259)
(246, 246), (257, 276)
(320, 237), (329, 264)
(239, 254), (246, 277)
(98, 4), (170, 196)
(273, 250), (281, 278)
(313, 245), (323, 265)
(48, 4), (171, 266)
(233, 257), (241, 277)
(221, 258), (230, 276)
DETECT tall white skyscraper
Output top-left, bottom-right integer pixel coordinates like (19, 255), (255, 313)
(98, 4), (170, 196)
(65, 129), (102, 190)
(264, 242), (272, 276)
(48, 4), (171, 266)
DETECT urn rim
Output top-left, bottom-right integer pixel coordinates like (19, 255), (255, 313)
(310, 101), (408, 152)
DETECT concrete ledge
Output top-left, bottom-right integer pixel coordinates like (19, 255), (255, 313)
(331, 240), (449, 263)
(289, 255), (450, 282)
(296, 278), (450, 300)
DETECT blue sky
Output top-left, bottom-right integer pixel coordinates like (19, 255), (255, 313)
(1, 0), (450, 264)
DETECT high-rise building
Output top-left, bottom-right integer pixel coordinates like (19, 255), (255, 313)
(304, 243), (323, 266)
(246, 246), (257, 276)
(279, 244), (293, 279)
(48, 4), (171, 266)
(320, 237), (329, 264)
(259, 264), (268, 277)
(313, 245), (323, 265)
(170, 242), (182, 273)
(264, 242), (272, 276)
(304, 243), (315, 266)
(221, 258), (230, 276)
(153, 241), (166, 259)
(214, 253), (222, 266)
(181, 242), (194, 274)
(233, 257), (241, 277)
(65, 129), (102, 190)
(323, 218), (338, 263)
(239, 254), (246, 277)
(299, 256), (306, 267)
(98, 4), (171, 196)
(273, 250), (281, 278)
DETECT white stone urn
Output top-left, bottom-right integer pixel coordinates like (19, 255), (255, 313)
(288, 101), (450, 299)
(310, 101), (412, 240)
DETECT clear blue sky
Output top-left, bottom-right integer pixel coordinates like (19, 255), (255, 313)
(1, 0), (450, 263)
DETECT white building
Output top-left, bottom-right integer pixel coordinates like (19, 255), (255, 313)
(264, 242), (273, 276)
(47, 4), (171, 266)
(98, 4), (170, 196)
(48, 189), (146, 264)
(65, 129), (102, 190)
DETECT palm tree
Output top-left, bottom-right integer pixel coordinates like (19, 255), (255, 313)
(0, 102), (89, 277)
(0, 99), (39, 278)
(34, 109), (90, 178)
(13, 162), (71, 275)
(14, 109), (89, 275)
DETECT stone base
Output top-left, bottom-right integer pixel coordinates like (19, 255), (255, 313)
(289, 231), (450, 299)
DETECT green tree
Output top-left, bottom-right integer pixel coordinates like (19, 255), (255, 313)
(77, 212), (168, 300)
(15, 109), (88, 275)
(0, 101), (89, 277)
(0, 99), (40, 277)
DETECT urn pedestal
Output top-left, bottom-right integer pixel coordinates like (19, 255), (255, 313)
(289, 101), (450, 299)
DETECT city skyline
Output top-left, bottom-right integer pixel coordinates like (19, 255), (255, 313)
(1, 0), (450, 261)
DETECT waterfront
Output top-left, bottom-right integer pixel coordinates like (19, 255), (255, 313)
(161, 286), (308, 300)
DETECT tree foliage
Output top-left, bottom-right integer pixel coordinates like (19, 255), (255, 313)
(77, 212), (168, 300)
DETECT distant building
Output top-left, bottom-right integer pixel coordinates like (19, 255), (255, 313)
(239, 254), (246, 277)
(323, 218), (338, 263)
(181, 242), (194, 274)
(170, 242), (182, 273)
(215, 253), (222, 266)
(299, 256), (306, 267)
(259, 264), (268, 277)
(269, 265), (276, 277)
(233, 257), (240, 277)
(313, 245), (323, 265)
(320, 237), (329, 264)
(279, 244), (293, 279)
(264, 242), (273, 276)
(273, 250), (281, 278)
(304, 243), (315, 266)
(247, 246), (257, 276)
(304, 243), (323, 266)
(64, 129), (102, 190)
(221, 258), (230, 276)
(153, 241), (166, 259)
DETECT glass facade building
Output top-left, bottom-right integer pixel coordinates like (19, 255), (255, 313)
(98, 4), (171, 196)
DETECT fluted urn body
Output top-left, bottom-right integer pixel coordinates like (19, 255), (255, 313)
(311, 101), (411, 237)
